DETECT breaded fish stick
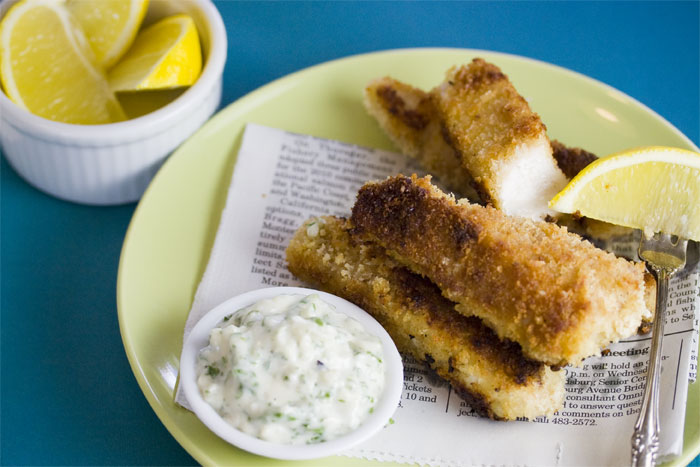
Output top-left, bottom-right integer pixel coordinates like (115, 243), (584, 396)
(431, 59), (568, 220)
(286, 216), (565, 420)
(350, 175), (652, 367)
(364, 76), (596, 201)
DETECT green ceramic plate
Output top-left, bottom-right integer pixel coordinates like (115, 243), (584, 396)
(117, 48), (700, 466)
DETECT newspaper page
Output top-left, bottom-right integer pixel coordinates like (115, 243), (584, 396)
(177, 123), (699, 466)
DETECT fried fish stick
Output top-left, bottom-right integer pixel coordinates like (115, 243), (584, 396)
(286, 216), (565, 420)
(350, 175), (652, 367)
(431, 59), (568, 220)
(364, 76), (597, 202)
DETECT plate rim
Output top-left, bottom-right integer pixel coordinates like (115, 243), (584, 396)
(116, 47), (700, 466)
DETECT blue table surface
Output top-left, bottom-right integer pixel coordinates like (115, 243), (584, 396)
(2, 1), (699, 465)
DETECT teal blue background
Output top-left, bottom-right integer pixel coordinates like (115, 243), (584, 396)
(2, 1), (698, 465)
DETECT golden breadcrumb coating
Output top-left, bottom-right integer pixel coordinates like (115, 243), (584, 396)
(364, 77), (478, 199)
(350, 175), (652, 367)
(550, 140), (598, 179)
(286, 216), (565, 420)
(431, 59), (568, 219)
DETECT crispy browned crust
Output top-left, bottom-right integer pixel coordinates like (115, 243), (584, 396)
(374, 83), (430, 131)
(550, 140), (598, 178)
(364, 77), (478, 199)
(350, 175), (651, 366)
(286, 216), (565, 420)
(432, 58), (546, 149)
(552, 215), (657, 328)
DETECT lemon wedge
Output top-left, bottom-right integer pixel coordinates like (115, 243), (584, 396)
(107, 13), (202, 92)
(67, 0), (149, 69)
(0, 0), (126, 124)
(549, 146), (700, 241)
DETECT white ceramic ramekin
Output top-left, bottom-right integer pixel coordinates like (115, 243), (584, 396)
(0, 0), (227, 205)
(180, 287), (404, 460)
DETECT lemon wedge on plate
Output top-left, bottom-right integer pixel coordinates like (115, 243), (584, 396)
(67, 0), (149, 69)
(549, 146), (700, 241)
(108, 13), (202, 92)
(0, 0), (126, 124)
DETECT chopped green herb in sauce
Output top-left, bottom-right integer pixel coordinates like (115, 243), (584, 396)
(195, 294), (385, 445)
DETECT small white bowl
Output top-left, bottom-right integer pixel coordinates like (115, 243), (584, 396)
(0, 0), (226, 205)
(180, 286), (404, 460)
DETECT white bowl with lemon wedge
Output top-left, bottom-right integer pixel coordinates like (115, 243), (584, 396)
(0, 0), (226, 205)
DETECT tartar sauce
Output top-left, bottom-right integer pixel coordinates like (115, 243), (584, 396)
(196, 294), (386, 445)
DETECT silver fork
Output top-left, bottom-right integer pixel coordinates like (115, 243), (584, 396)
(631, 232), (688, 467)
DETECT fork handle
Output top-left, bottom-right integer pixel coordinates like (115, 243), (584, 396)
(631, 268), (669, 467)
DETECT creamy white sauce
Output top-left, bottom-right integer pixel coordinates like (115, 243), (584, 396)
(196, 294), (386, 445)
